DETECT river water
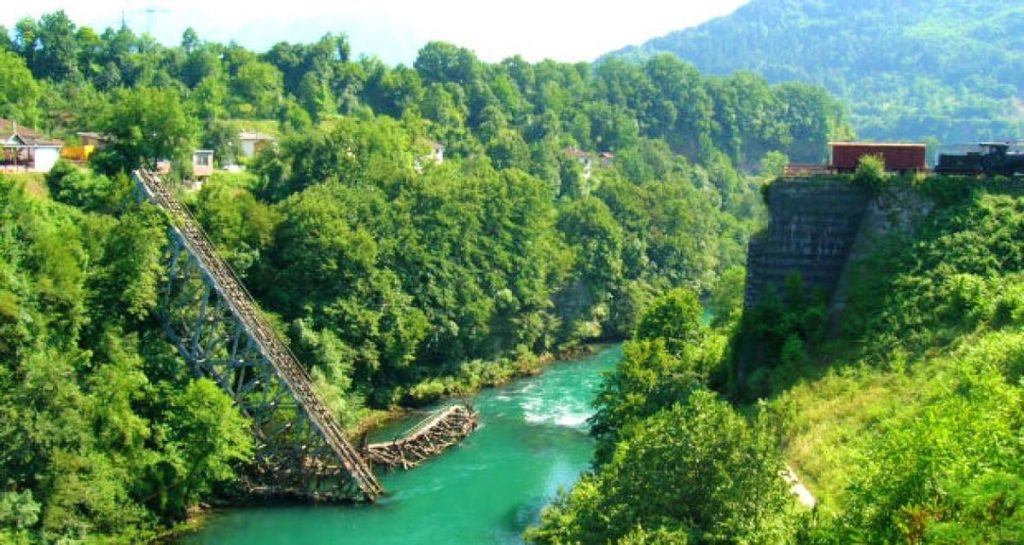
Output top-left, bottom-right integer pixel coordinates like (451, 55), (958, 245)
(178, 344), (622, 545)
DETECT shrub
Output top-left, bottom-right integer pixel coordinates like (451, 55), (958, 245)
(853, 154), (887, 192)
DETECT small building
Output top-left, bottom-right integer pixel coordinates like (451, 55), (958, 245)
(238, 131), (276, 158)
(426, 140), (445, 164)
(0, 118), (64, 173)
(564, 147), (594, 180)
(76, 132), (108, 149)
(60, 145), (96, 163)
(414, 140), (446, 173)
(192, 150), (214, 179)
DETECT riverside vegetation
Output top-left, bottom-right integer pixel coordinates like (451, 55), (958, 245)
(0, 11), (850, 544)
(527, 171), (1024, 543)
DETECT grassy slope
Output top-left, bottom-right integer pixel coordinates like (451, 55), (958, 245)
(762, 178), (1024, 520)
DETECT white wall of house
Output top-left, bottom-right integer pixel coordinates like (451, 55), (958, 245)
(33, 147), (60, 172)
(240, 140), (257, 157)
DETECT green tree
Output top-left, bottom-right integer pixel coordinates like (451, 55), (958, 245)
(154, 379), (252, 514)
(33, 11), (79, 81)
(530, 390), (798, 544)
(853, 153), (887, 192)
(0, 50), (41, 126)
(634, 287), (705, 354)
(94, 87), (195, 174)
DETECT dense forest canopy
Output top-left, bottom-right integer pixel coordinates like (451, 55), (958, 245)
(0, 10), (849, 170)
(0, 10), (854, 544)
(609, 0), (1024, 146)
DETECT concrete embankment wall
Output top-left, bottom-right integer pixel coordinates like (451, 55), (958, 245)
(744, 178), (872, 307)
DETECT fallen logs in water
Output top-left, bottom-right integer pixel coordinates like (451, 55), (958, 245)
(363, 404), (479, 470)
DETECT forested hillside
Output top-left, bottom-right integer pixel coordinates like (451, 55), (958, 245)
(610, 0), (1024, 145)
(528, 174), (1024, 543)
(0, 177), (252, 544)
(0, 11), (848, 543)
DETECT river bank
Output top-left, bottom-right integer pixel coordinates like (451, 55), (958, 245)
(348, 344), (601, 440)
(175, 344), (622, 545)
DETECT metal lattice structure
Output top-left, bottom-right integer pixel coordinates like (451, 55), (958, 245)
(133, 169), (383, 502)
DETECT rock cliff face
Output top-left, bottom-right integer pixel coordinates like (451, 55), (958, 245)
(745, 178), (872, 307)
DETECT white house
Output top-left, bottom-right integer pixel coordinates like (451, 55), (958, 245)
(192, 150), (214, 178)
(238, 131), (276, 158)
(0, 118), (64, 173)
(414, 140), (446, 174)
(564, 147), (594, 180)
(427, 140), (445, 164)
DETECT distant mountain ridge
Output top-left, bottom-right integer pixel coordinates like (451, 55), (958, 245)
(608, 0), (1024, 144)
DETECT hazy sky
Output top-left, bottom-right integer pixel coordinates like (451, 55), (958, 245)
(1, 1), (748, 65)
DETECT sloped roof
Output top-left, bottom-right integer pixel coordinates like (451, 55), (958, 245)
(77, 131), (108, 141)
(0, 118), (63, 147)
(238, 131), (277, 142)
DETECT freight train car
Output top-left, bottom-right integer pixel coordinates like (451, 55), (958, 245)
(830, 142), (927, 173)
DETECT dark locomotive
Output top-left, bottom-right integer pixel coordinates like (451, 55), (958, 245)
(935, 143), (1024, 176)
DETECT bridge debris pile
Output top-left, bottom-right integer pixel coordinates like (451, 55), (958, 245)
(365, 404), (479, 470)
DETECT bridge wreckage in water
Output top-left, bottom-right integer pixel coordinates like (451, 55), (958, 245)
(132, 170), (477, 502)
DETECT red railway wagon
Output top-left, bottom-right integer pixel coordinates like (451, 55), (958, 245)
(830, 142), (927, 173)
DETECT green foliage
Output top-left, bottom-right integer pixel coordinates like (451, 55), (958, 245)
(0, 13), (853, 542)
(613, 0), (1024, 143)
(734, 274), (826, 400)
(707, 265), (746, 326)
(589, 338), (711, 465)
(44, 160), (131, 214)
(752, 183), (1024, 542)
(852, 154), (887, 193)
(191, 178), (278, 276)
(0, 178), (251, 543)
(844, 192), (1024, 348)
(93, 87), (195, 175)
(760, 151), (788, 179)
(633, 287), (705, 354)
(529, 390), (800, 544)
(0, 50), (41, 126)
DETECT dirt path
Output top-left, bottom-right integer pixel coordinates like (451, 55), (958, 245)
(783, 466), (817, 509)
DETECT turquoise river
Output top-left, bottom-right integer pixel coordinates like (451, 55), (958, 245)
(178, 344), (622, 545)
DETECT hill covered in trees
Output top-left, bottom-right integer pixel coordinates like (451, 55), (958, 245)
(610, 0), (1024, 145)
(0, 10), (851, 543)
(528, 175), (1024, 543)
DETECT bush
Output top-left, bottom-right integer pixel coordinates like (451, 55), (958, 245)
(529, 390), (800, 544)
(852, 154), (887, 192)
(44, 160), (130, 214)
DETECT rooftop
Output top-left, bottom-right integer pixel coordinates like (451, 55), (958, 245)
(829, 141), (927, 148)
(0, 118), (63, 147)
(238, 131), (277, 141)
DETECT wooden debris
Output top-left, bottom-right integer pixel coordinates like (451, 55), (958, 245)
(363, 404), (478, 470)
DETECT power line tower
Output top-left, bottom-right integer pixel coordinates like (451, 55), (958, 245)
(122, 6), (170, 36)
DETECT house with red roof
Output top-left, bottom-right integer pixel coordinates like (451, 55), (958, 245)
(1, 119), (64, 173)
